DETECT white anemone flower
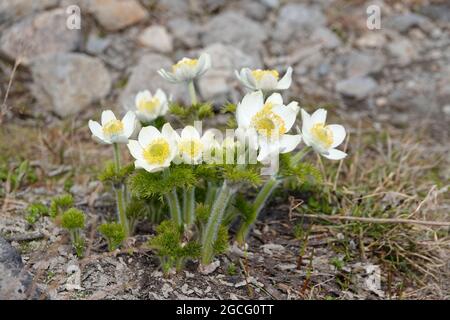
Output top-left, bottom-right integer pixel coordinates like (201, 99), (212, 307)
(88, 110), (136, 144)
(172, 126), (213, 164)
(236, 91), (302, 162)
(127, 124), (178, 173)
(135, 89), (168, 123)
(235, 67), (293, 91)
(158, 53), (211, 83)
(300, 109), (347, 160)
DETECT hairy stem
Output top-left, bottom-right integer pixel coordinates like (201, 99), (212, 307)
(166, 188), (182, 227)
(183, 187), (196, 226)
(188, 80), (197, 105)
(291, 146), (312, 164)
(236, 176), (280, 244)
(112, 144), (129, 236)
(201, 180), (234, 265)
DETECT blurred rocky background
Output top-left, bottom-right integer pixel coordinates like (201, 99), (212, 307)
(0, 0), (449, 130)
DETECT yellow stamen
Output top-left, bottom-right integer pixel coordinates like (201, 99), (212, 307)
(138, 97), (160, 113)
(172, 58), (198, 72)
(143, 138), (170, 165)
(251, 103), (286, 138)
(103, 120), (123, 137)
(311, 123), (333, 149)
(179, 139), (203, 159)
(251, 69), (279, 82)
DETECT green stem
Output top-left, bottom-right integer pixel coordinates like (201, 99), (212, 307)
(166, 188), (182, 227)
(183, 187), (196, 226)
(236, 176), (280, 244)
(115, 186), (129, 237)
(291, 146), (312, 163)
(112, 143), (129, 236)
(204, 182), (216, 206)
(188, 80), (197, 105)
(201, 180), (235, 265)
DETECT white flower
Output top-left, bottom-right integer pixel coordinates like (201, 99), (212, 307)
(236, 90), (302, 162)
(135, 89), (168, 123)
(300, 109), (347, 160)
(235, 67), (293, 91)
(88, 110), (136, 144)
(172, 126), (214, 164)
(127, 124), (178, 173)
(158, 53), (211, 83)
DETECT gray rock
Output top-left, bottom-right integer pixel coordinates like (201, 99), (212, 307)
(419, 4), (450, 23)
(138, 25), (173, 53)
(336, 76), (378, 100)
(387, 38), (417, 66)
(345, 51), (385, 77)
(239, 1), (268, 21)
(197, 43), (257, 103)
(273, 4), (326, 42)
(88, 0), (148, 31)
(260, 0), (279, 8)
(0, 237), (33, 299)
(167, 18), (202, 48)
(385, 13), (433, 33)
(86, 33), (112, 55)
(0, 0), (58, 23)
(201, 11), (267, 60)
(0, 9), (82, 65)
(311, 27), (342, 49)
(120, 53), (188, 109)
(30, 53), (112, 117)
(158, 0), (190, 17)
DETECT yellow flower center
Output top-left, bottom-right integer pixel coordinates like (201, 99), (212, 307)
(179, 139), (203, 159)
(311, 123), (333, 149)
(138, 97), (160, 113)
(103, 120), (124, 137)
(251, 69), (279, 82)
(143, 138), (170, 165)
(172, 58), (198, 72)
(251, 103), (286, 138)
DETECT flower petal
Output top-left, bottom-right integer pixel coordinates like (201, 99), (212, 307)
(88, 120), (104, 141)
(181, 125), (200, 140)
(311, 108), (327, 124)
(138, 126), (161, 146)
(122, 111), (136, 138)
(301, 109), (312, 133)
(276, 67), (293, 90)
(279, 134), (302, 154)
(328, 124), (346, 148)
(322, 148), (347, 160)
(127, 140), (143, 160)
(266, 93), (283, 106)
(236, 90), (264, 128)
(101, 110), (116, 126)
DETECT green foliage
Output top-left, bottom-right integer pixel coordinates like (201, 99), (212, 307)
(223, 165), (262, 187)
(227, 263), (237, 276)
(61, 208), (85, 230)
(221, 102), (236, 114)
(49, 194), (74, 218)
(149, 220), (201, 273)
(234, 194), (254, 224)
(169, 102), (213, 123)
(98, 222), (126, 251)
(130, 166), (196, 199)
(280, 153), (322, 186)
(73, 237), (85, 258)
(99, 162), (134, 185)
(213, 225), (229, 255)
(195, 203), (211, 224)
(0, 160), (37, 195)
(25, 202), (49, 225)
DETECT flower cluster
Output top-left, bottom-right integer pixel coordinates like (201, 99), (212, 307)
(88, 53), (347, 271)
